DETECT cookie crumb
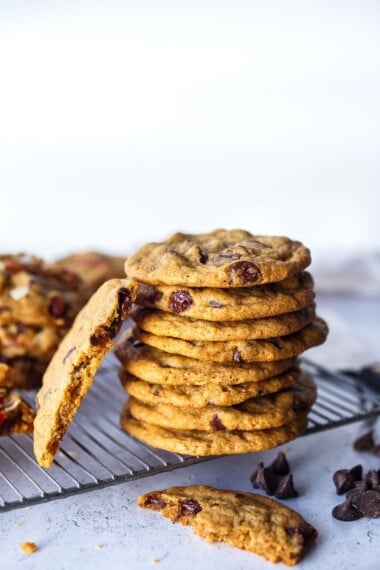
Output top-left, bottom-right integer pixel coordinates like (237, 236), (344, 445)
(20, 542), (38, 555)
(153, 558), (160, 563)
(96, 544), (103, 549)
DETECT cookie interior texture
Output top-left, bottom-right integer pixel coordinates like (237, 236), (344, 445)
(137, 485), (317, 566)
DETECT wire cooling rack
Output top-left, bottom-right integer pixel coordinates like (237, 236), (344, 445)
(0, 356), (379, 513)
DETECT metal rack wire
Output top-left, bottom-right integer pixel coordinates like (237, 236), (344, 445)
(0, 357), (379, 513)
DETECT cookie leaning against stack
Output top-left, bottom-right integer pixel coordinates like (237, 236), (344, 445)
(116, 229), (328, 455)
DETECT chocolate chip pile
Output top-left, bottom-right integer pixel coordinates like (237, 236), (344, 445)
(251, 451), (299, 499)
(115, 230), (328, 455)
(332, 464), (380, 521)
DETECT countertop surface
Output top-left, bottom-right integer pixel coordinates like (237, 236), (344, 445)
(1, 295), (380, 570)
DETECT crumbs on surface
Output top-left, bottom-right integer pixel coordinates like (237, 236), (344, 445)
(153, 558), (160, 563)
(20, 542), (38, 555)
(96, 544), (103, 549)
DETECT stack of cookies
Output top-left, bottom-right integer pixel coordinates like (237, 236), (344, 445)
(116, 230), (328, 456)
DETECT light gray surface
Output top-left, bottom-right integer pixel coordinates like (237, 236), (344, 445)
(1, 295), (380, 569)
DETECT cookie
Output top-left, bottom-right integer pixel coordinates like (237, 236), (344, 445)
(133, 318), (328, 363)
(121, 410), (308, 455)
(120, 367), (300, 408)
(0, 357), (47, 390)
(128, 372), (316, 431)
(56, 251), (125, 298)
(0, 323), (63, 361)
(138, 485), (317, 565)
(115, 336), (296, 386)
(137, 272), (315, 321)
(0, 254), (84, 328)
(0, 387), (35, 436)
(34, 278), (138, 468)
(125, 230), (311, 287)
(132, 305), (316, 341)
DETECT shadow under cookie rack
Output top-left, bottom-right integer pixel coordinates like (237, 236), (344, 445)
(0, 357), (379, 513)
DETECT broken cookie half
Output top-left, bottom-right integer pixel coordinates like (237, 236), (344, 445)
(33, 278), (139, 468)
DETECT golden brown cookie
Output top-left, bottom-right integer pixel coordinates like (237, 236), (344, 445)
(137, 272), (315, 321)
(34, 278), (138, 468)
(128, 372), (316, 431)
(0, 387), (35, 436)
(125, 230), (311, 287)
(132, 305), (315, 341)
(56, 251), (125, 298)
(120, 367), (300, 408)
(137, 485), (317, 566)
(121, 410), (307, 455)
(0, 254), (84, 328)
(0, 357), (47, 390)
(133, 318), (328, 363)
(115, 336), (296, 386)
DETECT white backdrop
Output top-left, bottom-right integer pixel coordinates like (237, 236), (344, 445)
(0, 0), (379, 260)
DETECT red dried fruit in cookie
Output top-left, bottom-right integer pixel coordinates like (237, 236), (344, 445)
(168, 290), (193, 313)
(228, 261), (261, 284)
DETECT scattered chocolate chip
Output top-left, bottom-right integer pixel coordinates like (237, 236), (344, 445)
(48, 296), (68, 318)
(228, 261), (261, 284)
(199, 249), (208, 264)
(275, 474), (299, 499)
(365, 470), (380, 490)
(270, 451), (290, 476)
(232, 347), (243, 362)
(144, 494), (167, 509)
(210, 413), (226, 431)
(209, 300), (225, 308)
(251, 463), (277, 495)
(353, 430), (375, 452)
(346, 480), (368, 502)
(178, 499), (202, 516)
(63, 346), (76, 364)
(332, 500), (362, 521)
(353, 490), (380, 518)
(333, 466), (362, 495)
(168, 290), (193, 313)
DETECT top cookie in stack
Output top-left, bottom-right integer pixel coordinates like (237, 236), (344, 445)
(116, 230), (328, 456)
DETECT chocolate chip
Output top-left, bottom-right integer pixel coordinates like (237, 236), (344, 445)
(292, 396), (309, 413)
(353, 490), (380, 518)
(90, 325), (112, 346)
(144, 494), (167, 509)
(365, 470), (380, 490)
(228, 261), (261, 284)
(210, 413), (226, 431)
(333, 469), (358, 495)
(209, 300), (225, 308)
(353, 430), (375, 452)
(168, 290), (193, 313)
(372, 444), (380, 457)
(117, 288), (132, 319)
(251, 463), (277, 495)
(332, 500), (362, 521)
(199, 249), (208, 264)
(285, 525), (314, 544)
(270, 451), (290, 476)
(63, 346), (76, 364)
(48, 296), (68, 318)
(275, 473), (299, 499)
(350, 464), (363, 481)
(178, 498), (202, 516)
(346, 480), (368, 502)
(232, 347), (243, 362)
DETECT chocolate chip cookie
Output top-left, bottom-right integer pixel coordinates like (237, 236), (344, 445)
(137, 271), (315, 321)
(132, 318), (328, 362)
(120, 367), (300, 408)
(125, 230), (311, 287)
(34, 278), (138, 468)
(116, 335), (296, 386)
(138, 485), (317, 565)
(121, 411), (308, 455)
(0, 387), (35, 436)
(128, 372), (316, 431)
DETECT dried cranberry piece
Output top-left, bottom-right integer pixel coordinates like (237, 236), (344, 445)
(228, 261), (261, 284)
(0, 411), (6, 426)
(144, 494), (167, 509)
(168, 290), (193, 313)
(178, 499), (202, 516)
(90, 325), (112, 346)
(49, 296), (68, 318)
(210, 413), (226, 431)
